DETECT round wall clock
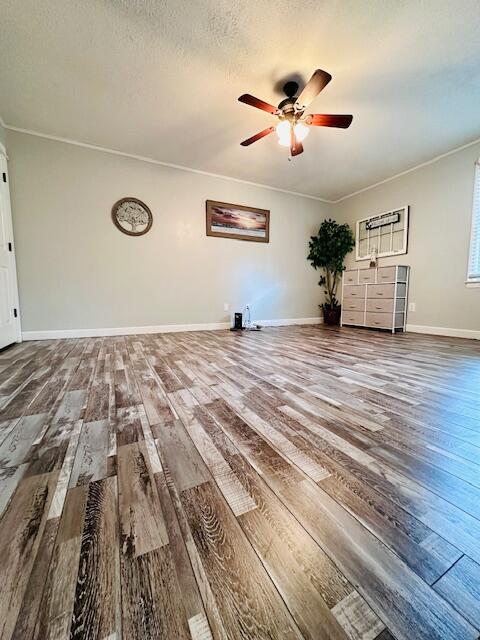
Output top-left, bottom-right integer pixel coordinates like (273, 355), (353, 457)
(111, 197), (153, 236)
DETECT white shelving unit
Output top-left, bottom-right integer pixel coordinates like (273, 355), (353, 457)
(340, 265), (410, 334)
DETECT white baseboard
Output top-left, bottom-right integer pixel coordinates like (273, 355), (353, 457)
(22, 322), (230, 340)
(406, 324), (480, 340)
(22, 319), (479, 342)
(22, 317), (322, 341)
(259, 317), (323, 327)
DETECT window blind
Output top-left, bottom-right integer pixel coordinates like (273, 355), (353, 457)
(467, 161), (480, 281)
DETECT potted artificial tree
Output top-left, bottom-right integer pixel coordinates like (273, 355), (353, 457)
(308, 219), (355, 325)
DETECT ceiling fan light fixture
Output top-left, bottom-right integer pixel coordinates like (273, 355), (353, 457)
(294, 122), (309, 142)
(276, 120), (291, 146)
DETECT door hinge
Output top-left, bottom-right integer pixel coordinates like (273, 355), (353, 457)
(8, 242), (12, 252)
(13, 308), (18, 318)
(2, 173), (6, 183)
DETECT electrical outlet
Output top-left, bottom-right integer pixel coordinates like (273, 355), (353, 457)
(223, 303), (229, 312)
(408, 302), (416, 312)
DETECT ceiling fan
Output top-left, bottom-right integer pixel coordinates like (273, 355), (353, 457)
(238, 69), (352, 158)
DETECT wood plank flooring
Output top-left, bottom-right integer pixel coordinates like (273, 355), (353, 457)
(0, 325), (480, 639)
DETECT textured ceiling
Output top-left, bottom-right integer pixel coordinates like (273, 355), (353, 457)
(1, 0), (480, 200)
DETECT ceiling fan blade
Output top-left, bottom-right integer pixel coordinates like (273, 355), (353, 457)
(296, 69), (332, 109)
(306, 114), (353, 128)
(290, 128), (304, 156)
(240, 126), (275, 146)
(238, 94), (279, 115)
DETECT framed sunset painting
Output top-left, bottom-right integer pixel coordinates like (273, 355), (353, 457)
(206, 200), (270, 243)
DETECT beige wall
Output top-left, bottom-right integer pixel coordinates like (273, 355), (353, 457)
(7, 130), (330, 333)
(334, 141), (480, 334)
(7, 128), (480, 337)
(0, 123), (5, 149)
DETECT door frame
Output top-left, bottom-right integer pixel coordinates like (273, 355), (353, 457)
(0, 141), (22, 344)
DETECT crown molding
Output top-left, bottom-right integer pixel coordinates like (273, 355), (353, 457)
(4, 124), (333, 204)
(332, 136), (480, 203)
(4, 123), (480, 204)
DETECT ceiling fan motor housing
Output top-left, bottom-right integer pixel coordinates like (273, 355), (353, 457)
(277, 97), (298, 120)
(283, 80), (299, 98)
(278, 80), (300, 119)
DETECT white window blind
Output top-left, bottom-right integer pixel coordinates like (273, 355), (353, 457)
(467, 160), (480, 282)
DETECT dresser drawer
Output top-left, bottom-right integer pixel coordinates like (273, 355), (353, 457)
(366, 300), (405, 312)
(367, 283), (395, 299)
(343, 284), (366, 299)
(343, 299), (365, 312)
(377, 266), (396, 283)
(359, 269), (376, 283)
(366, 312), (405, 329)
(342, 311), (365, 325)
(344, 269), (358, 285)
(366, 299), (394, 313)
(365, 312), (393, 329)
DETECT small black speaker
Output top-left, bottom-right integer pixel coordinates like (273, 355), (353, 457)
(234, 312), (243, 330)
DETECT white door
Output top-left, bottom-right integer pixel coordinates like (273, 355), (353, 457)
(0, 148), (20, 349)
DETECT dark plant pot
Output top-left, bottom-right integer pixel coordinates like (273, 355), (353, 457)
(323, 307), (341, 326)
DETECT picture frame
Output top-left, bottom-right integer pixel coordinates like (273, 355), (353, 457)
(355, 205), (409, 261)
(111, 197), (153, 236)
(206, 200), (270, 243)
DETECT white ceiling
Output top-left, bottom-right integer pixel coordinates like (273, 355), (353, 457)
(1, 0), (480, 201)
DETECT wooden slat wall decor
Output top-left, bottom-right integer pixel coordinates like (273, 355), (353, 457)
(0, 325), (480, 639)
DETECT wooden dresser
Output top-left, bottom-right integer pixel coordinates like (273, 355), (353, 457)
(341, 265), (410, 333)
